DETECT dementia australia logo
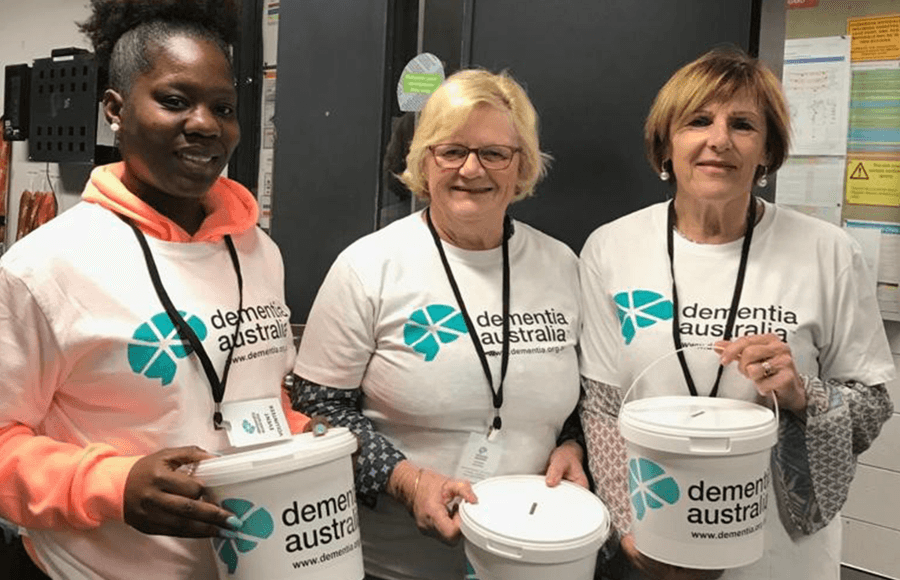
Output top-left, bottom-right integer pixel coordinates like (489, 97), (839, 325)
(127, 311), (206, 386)
(614, 290), (673, 345)
(629, 458), (680, 521)
(212, 498), (274, 574)
(403, 304), (468, 361)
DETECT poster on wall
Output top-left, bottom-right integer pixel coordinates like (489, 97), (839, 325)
(845, 219), (900, 319)
(778, 36), (851, 221)
(847, 15), (900, 63)
(783, 36), (851, 156)
(263, 1), (279, 68)
(257, 69), (277, 231)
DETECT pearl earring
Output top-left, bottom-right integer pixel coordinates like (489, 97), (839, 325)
(659, 160), (671, 181)
(757, 167), (768, 188)
(110, 122), (120, 132)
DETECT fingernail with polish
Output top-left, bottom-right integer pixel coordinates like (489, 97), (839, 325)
(218, 528), (240, 539)
(226, 515), (242, 530)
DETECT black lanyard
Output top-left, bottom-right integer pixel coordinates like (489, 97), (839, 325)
(129, 224), (243, 429)
(425, 208), (510, 433)
(667, 196), (756, 397)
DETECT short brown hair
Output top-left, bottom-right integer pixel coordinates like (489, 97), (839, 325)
(400, 69), (551, 201)
(645, 47), (791, 180)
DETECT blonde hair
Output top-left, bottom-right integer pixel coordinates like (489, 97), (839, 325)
(645, 47), (791, 181)
(400, 69), (551, 200)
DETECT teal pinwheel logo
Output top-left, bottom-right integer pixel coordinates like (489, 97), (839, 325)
(213, 498), (274, 574)
(629, 457), (680, 520)
(242, 420), (256, 434)
(128, 311), (207, 386)
(403, 304), (468, 361)
(614, 290), (673, 345)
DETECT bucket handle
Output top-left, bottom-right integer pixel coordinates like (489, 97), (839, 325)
(618, 345), (779, 424)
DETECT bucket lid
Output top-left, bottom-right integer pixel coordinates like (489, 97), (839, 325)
(193, 428), (357, 487)
(619, 396), (777, 456)
(459, 475), (610, 564)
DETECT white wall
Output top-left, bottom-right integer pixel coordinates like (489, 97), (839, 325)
(0, 0), (92, 251)
(843, 320), (900, 578)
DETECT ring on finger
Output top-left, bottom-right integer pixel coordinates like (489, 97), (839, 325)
(761, 360), (774, 378)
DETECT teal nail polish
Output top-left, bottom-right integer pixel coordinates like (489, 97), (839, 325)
(218, 528), (240, 539)
(226, 515), (242, 530)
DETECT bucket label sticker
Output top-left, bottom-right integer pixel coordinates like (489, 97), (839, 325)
(212, 484), (362, 577)
(630, 455), (770, 544)
(629, 458), (680, 520)
(213, 498), (275, 574)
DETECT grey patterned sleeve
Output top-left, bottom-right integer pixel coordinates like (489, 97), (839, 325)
(771, 375), (894, 536)
(288, 375), (406, 509)
(579, 376), (631, 551)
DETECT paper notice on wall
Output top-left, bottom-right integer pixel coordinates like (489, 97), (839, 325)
(845, 220), (900, 318)
(848, 62), (900, 154)
(847, 15), (900, 62)
(775, 156), (845, 222)
(845, 159), (900, 206)
(783, 36), (852, 156)
(263, 1), (280, 67)
(257, 69), (277, 231)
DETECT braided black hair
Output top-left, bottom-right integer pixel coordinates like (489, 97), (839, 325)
(78, 0), (240, 95)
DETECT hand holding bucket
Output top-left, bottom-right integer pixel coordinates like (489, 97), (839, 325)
(618, 346), (778, 571)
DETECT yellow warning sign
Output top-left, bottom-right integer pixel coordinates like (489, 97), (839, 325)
(849, 162), (869, 180)
(848, 15), (900, 62)
(846, 159), (900, 206)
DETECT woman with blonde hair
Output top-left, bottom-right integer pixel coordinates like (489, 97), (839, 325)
(290, 69), (587, 580)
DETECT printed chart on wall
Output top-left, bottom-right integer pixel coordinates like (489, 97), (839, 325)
(845, 219), (900, 317)
(846, 14), (900, 204)
(257, 0), (279, 231)
(844, 14), (900, 320)
(257, 68), (277, 231)
(777, 36), (851, 225)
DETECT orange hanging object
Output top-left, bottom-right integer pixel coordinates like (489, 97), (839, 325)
(16, 189), (34, 241)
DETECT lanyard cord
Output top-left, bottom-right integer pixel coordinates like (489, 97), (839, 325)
(129, 224), (244, 428)
(425, 208), (510, 431)
(667, 196), (756, 397)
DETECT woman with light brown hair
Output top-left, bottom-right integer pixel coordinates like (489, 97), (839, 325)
(579, 47), (893, 580)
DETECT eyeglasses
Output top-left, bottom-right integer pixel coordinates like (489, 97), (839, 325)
(429, 144), (521, 170)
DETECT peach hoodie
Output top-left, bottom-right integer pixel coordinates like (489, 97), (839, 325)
(0, 163), (306, 550)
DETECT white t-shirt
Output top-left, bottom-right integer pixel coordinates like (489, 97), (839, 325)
(579, 200), (894, 580)
(0, 202), (295, 580)
(295, 210), (581, 580)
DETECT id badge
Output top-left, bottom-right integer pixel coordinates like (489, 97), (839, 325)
(219, 397), (292, 448)
(454, 431), (503, 482)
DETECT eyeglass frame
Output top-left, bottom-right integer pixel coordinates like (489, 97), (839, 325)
(428, 143), (522, 170)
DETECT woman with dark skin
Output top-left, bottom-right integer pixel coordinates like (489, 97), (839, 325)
(0, 1), (301, 578)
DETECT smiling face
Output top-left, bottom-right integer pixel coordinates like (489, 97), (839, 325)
(425, 104), (520, 242)
(669, 93), (768, 204)
(105, 35), (240, 206)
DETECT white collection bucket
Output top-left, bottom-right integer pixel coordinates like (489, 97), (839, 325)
(619, 394), (777, 569)
(193, 428), (362, 580)
(459, 475), (610, 580)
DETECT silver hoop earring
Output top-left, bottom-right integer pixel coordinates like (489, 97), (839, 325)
(110, 122), (120, 133)
(757, 167), (768, 188)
